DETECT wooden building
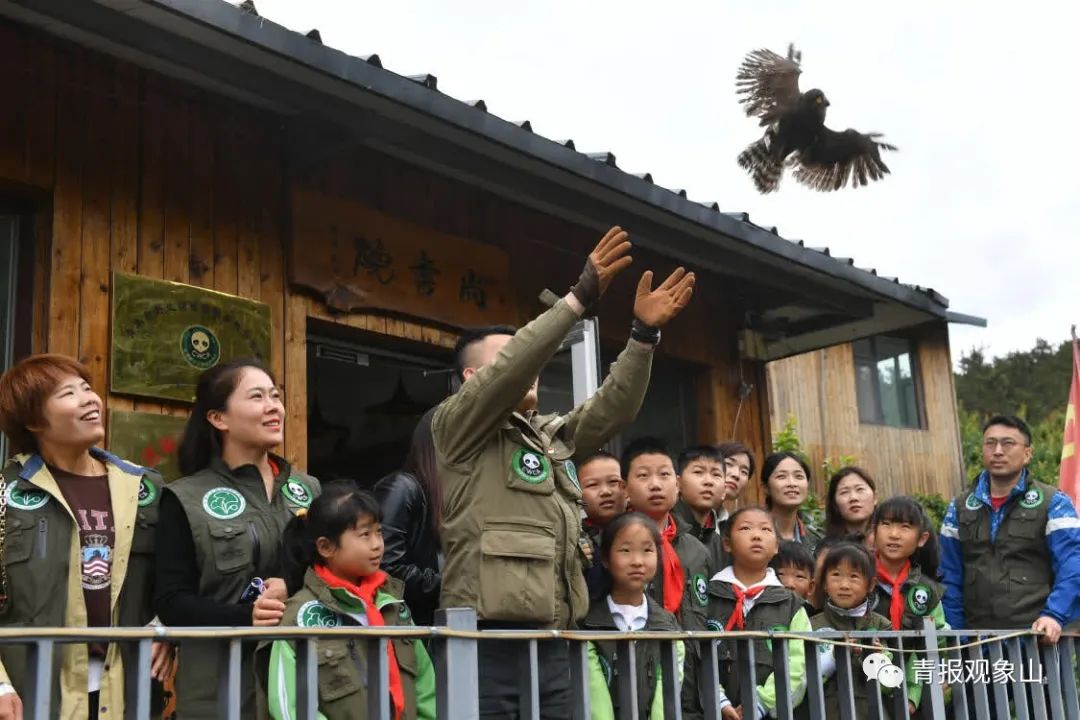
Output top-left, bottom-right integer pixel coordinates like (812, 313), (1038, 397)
(767, 320), (984, 500)
(0, 0), (982, 499)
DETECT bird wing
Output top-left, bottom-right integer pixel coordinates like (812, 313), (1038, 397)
(736, 46), (803, 124)
(789, 127), (897, 191)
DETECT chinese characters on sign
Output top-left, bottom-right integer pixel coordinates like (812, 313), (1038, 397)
(290, 189), (516, 327)
(911, 658), (1045, 685)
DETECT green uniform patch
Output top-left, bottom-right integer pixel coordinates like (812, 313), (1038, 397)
(563, 460), (579, 489)
(6, 485), (49, 511)
(297, 600), (341, 628)
(512, 448), (551, 484)
(1020, 486), (1044, 509)
(691, 573), (708, 606)
(965, 493), (982, 511)
(201, 487), (246, 519)
(907, 584), (932, 616)
(597, 653), (613, 685)
(282, 477), (314, 508)
(138, 477), (157, 507)
(706, 618), (723, 632)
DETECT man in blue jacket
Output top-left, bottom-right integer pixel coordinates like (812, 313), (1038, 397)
(940, 414), (1080, 642)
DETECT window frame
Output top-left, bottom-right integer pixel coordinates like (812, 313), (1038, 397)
(851, 334), (926, 430)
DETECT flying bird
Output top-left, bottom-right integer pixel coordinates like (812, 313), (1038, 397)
(736, 44), (896, 193)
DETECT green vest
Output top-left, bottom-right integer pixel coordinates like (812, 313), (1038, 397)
(799, 606), (894, 720)
(646, 519), (712, 631)
(954, 479), (1054, 629)
(581, 597), (681, 719)
(672, 500), (729, 573)
(870, 564), (943, 631)
(706, 581), (804, 710)
(164, 455), (320, 718)
(0, 451), (163, 718)
(273, 568), (422, 720)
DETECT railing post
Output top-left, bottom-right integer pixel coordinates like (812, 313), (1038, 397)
(216, 638), (243, 720)
(736, 636), (757, 718)
(24, 639), (54, 719)
(1042, 642), (1067, 720)
(659, 637), (683, 720)
(1007, 636), (1032, 720)
(802, 632), (827, 720)
(367, 635), (391, 720)
(568, 638), (592, 720)
(699, 638), (723, 720)
(1059, 637), (1080, 719)
(518, 639), (540, 720)
(987, 636), (1011, 717)
(921, 618), (947, 719)
(295, 638), (319, 720)
(771, 636), (792, 720)
(134, 637), (153, 720)
(615, 639), (638, 720)
(834, 644), (857, 720)
(434, 608), (479, 720)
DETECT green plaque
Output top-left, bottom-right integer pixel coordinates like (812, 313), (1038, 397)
(110, 272), (271, 402)
(106, 409), (188, 482)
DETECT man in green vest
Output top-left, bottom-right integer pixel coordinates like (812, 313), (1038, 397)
(940, 414), (1080, 642)
(432, 226), (695, 717)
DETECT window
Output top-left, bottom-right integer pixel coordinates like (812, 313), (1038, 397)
(853, 335), (923, 428)
(0, 214), (19, 460)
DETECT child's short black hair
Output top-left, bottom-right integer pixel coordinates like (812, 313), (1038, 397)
(871, 496), (940, 578)
(620, 436), (673, 480)
(814, 542), (875, 609)
(770, 540), (815, 574)
(722, 505), (776, 542)
(676, 444), (723, 475)
(282, 479), (381, 593)
(814, 533), (863, 560)
(580, 449), (619, 470)
(600, 511), (662, 562)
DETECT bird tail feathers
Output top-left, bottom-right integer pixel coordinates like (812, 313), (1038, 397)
(737, 133), (784, 194)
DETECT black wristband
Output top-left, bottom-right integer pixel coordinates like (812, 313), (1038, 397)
(630, 318), (661, 345)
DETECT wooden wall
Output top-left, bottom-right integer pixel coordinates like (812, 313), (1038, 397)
(0, 18), (772, 472)
(766, 321), (965, 500)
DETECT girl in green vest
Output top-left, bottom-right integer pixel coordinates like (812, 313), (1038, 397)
(804, 542), (896, 719)
(266, 481), (436, 719)
(707, 506), (811, 719)
(870, 497), (948, 715)
(582, 512), (704, 720)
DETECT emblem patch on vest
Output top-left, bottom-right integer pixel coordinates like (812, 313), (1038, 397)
(815, 626), (835, 653)
(691, 573), (708, 606)
(907, 585), (932, 616)
(765, 624), (787, 652)
(297, 600), (341, 628)
(6, 484), (49, 511)
(563, 460), (579, 489)
(706, 619), (723, 632)
(512, 448), (550, 484)
(138, 477), (157, 507)
(1020, 486), (1043, 509)
(965, 493), (981, 511)
(282, 478), (313, 508)
(202, 487), (246, 520)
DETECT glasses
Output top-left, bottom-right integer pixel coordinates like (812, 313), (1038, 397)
(983, 438), (1026, 451)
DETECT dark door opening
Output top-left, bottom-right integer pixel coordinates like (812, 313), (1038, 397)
(306, 336), (450, 489)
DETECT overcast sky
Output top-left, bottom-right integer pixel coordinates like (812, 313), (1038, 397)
(255, 0), (1078, 362)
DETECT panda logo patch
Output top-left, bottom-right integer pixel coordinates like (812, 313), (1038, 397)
(512, 448), (551, 484)
(691, 573), (709, 606)
(1019, 486), (1043, 509)
(907, 585), (932, 616)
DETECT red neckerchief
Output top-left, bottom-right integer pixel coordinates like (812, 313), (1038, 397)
(725, 584), (767, 630)
(313, 565), (404, 719)
(875, 559), (911, 631)
(660, 515), (685, 614)
(703, 513), (714, 530)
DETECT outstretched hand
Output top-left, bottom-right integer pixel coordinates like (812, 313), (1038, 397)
(633, 267), (695, 327)
(570, 227), (633, 309)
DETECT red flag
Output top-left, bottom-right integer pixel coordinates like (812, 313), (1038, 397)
(1061, 326), (1080, 504)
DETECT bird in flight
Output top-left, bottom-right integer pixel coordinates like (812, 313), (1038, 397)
(736, 44), (896, 193)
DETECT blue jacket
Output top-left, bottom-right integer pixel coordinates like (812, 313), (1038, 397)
(940, 469), (1080, 629)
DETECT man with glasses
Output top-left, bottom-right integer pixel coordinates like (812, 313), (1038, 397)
(940, 415), (1080, 642)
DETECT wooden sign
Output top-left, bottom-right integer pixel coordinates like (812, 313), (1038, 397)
(106, 410), (188, 482)
(110, 272), (272, 402)
(290, 189), (515, 327)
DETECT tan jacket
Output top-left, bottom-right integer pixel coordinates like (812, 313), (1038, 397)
(0, 449), (162, 719)
(434, 299), (653, 628)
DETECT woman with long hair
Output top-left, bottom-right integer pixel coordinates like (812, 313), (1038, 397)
(373, 407), (442, 625)
(759, 451), (824, 553)
(824, 466), (878, 539)
(154, 358), (321, 718)
(0, 354), (173, 719)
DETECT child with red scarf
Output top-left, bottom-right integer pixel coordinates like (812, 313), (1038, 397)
(870, 497), (948, 715)
(706, 507), (810, 719)
(621, 437), (713, 718)
(265, 482), (436, 720)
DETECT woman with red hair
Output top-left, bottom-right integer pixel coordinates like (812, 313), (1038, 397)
(0, 354), (172, 720)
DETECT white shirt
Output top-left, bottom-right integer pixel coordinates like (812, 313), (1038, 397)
(606, 594), (649, 631)
(710, 566), (784, 617)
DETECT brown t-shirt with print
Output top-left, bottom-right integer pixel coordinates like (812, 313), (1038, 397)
(51, 466), (113, 658)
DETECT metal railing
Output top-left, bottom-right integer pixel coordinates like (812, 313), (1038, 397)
(2, 612), (1078, 719)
